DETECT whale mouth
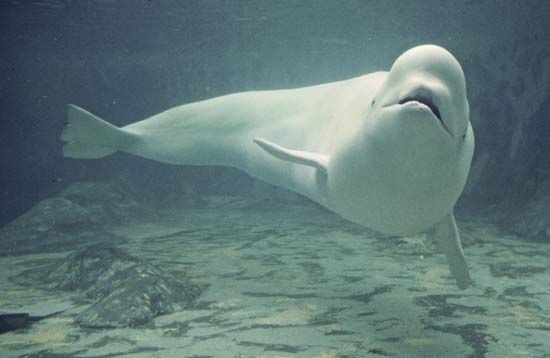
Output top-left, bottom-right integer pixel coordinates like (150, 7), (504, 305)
(397, 93), (452, 136)
(398, 95), (442, 122)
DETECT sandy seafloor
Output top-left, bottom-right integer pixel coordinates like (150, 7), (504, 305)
(1, 202), (549, 358)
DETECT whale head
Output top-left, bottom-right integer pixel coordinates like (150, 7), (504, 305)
(371, 44), (470, 140)
(334, 44), (475, 234)
(365, 45), (473, 172)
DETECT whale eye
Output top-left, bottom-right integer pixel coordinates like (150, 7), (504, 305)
(371, 99), (376, 106)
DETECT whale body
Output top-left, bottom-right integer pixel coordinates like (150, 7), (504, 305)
(61, 45), (475, 288)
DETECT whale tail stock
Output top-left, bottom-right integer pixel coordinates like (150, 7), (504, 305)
(61, 104), (135, 159)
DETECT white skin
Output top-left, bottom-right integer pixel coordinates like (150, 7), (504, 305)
(328, 45), (474, 235)
(63, 45), (474, 288)
(121, 45), (473, 236)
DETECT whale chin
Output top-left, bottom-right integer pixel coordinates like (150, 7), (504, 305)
(396, 85), (453, 136)
(398, 100), (451, 136)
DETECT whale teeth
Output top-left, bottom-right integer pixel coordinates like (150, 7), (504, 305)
(398, 95), (442, 122)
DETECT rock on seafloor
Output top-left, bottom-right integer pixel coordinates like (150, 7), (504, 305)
(13, 245), (202, 328)
(0, 196), (129, 256)
(0, 173), (313, 256)
(0, 177), (144, 256)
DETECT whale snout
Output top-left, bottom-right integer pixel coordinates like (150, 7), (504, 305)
(380, 80), (452, 136)
(375, 45), (469, 139)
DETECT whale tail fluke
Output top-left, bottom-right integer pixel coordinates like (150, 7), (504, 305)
(61, 104), (135, 159)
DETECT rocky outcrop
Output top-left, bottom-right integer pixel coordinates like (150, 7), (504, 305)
(0, 177), (143, 256)
(15, 245), (202, 328)
(58, 177), (142, 223)
(0, 196), (126, 256)
(460, 34), (550, 215)
(0, 171), (314, 256)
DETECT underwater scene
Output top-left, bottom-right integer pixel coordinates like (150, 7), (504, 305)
(1, 1), (550, 357)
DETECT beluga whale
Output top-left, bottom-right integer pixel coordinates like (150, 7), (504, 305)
(61, 45), (475, 289)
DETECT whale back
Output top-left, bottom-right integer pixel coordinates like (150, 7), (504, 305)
(124, 72), (387, 199)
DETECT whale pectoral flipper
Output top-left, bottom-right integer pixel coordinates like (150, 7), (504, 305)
(253, 137), (329, 172)
(61, 104), (136, 159)
(433, 212), (472, 289)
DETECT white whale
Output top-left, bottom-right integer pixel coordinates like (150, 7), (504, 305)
(61, 45), (475, 289)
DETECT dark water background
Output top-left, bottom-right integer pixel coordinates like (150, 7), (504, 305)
(1, 0), (550, 226)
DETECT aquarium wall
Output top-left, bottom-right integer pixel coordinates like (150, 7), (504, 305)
(1, 0), (549, 239)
